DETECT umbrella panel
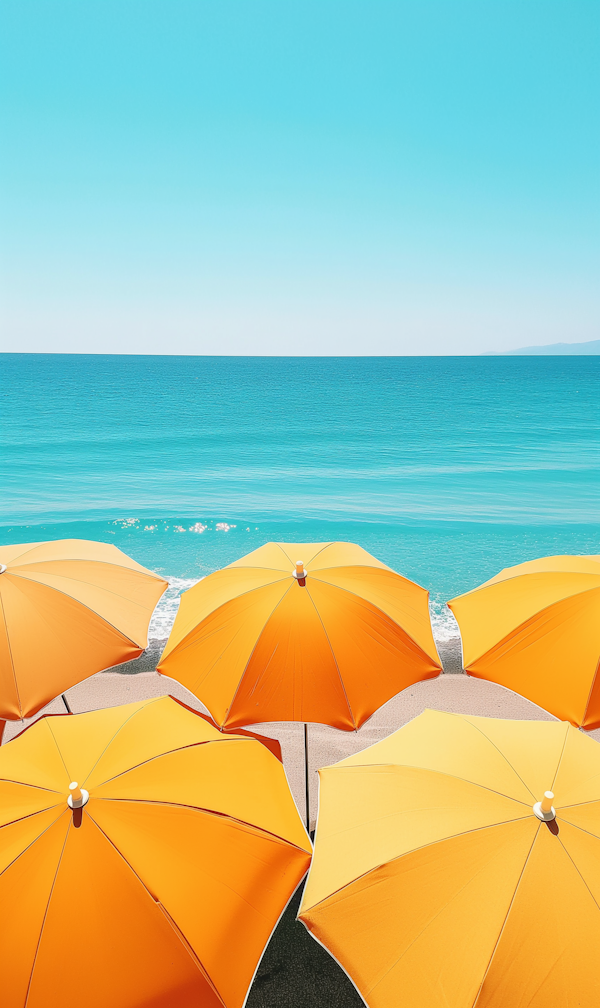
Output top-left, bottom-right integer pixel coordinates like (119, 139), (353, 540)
(16, 811), (216, 1008)
(312, 565), (439, 664)
(159, 579), (290, 727)
(91, 798), (307, 1008)
(230, 579), (352, 728)
(303, 819), (539, 1008)
(476, 822), (600, 1008)
(449, 572), (600, 668)
(468, 589), (600, 728)
(302, 764), (531, 910)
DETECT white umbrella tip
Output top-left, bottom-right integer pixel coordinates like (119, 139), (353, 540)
(68, 782), (89, 809)
(533, 790), (556, 821)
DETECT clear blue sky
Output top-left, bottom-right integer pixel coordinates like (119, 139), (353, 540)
(1, 1), (598, 354)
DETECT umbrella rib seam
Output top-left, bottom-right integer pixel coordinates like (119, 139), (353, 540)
(471, 826), (541, 1008)
(80, 698), (165, 787)
(5, 574), (144, 649)
(317, 793), (532, 842)
(556, 836), (600, 913)
(462, 584), (600, 668)
(85, 813), (228, 1006)
(89, 797), (310, 851)
(335, 744), (537, 807)
(164, 577), (290, 660)
(23, 815), (71, 1008)
(154, 900), (228, 1006)
(226, 561), (395, 575)
(88, 737), (260, 788)
(225, 565), (290, 573)
(304, 815), (532, 912)
(7, 570), (163, 613)
(554, 817), (600, 840)
(550, 725), (571, 792)
(582, 652), (600, 726)
(308, 576), (440, 667)
(0, 807), (68, 880)
(91, 809), (273, 921)
(449, 715), (538, 801)
(274, 542), (333, 567)
(305, 586), (356, 729)
(272, 543), (303, 567)
(221, 581), (294, 727)
(44, 720), (73, 781)
(0, 587), (23, 716)
(360, 824), (535, 999)
(451, 569), (600, 602)
(0, 804), (64, 832)
(163, 615), (250, 662)
(322, 765), (532, 807)
(311, 563), (402, 576)
(0, 778), (62, 795)
(559, 798), (600, 810)
(6, 556), (163, 579)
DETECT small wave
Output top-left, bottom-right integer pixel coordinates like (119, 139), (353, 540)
(149, 576), (202, 639)
(111, 518), (239, 534)
(429, 599), (460, 642)
(150, 574), (459, 646)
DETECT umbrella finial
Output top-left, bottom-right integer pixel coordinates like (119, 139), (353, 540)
(533, 790), (556, 821)
(293, 561), (307, 586)
(0, 564), (6, 574)
(68, 781), (89, 809)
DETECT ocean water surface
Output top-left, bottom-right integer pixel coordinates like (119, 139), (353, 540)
(2, 354), (599, 641)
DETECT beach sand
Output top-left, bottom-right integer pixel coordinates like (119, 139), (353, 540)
(5, 646), (597, 1008)
(5, 636), (595, 828)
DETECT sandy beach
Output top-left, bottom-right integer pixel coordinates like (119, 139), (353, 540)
(6, 637), (596, 831)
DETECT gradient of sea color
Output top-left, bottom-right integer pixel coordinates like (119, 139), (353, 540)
(2, 354), (599, 639)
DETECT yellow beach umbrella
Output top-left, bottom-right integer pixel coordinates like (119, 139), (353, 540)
(0, 539), (167, 720)
(0, 696), (311, 1008)
(299, 710), (600, 1008)
(448, 554), (600, 729)
(158, 541), (441, 731)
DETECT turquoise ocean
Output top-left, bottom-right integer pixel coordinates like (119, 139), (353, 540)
(2, 354), (599, 642)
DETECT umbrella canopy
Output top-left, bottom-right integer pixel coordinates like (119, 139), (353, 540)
(448, 554), (600, 729)
(158, 541), (441, 730)
(299, 710), (600, 1008)
(0, 539), (168, 720)
(0, 695), (311, 1008)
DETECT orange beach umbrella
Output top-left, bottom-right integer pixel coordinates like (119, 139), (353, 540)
(299, 710), (600, 1008)
(0, 696), (311, 1008)
(448, 554), (600, 729)
(158, 541), (441, 731)
(0, 539), (167, 720)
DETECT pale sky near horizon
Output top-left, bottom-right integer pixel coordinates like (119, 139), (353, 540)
(1, 1), (598, 355)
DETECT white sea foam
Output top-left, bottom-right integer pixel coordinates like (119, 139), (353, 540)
(149, 574), (459, 645)
(429, 599), (460, 642)
(110, 518), (238, 535)
(149, 576), (202, 640)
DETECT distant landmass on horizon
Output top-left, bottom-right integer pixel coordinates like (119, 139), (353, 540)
(483, 339), (600, 356)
